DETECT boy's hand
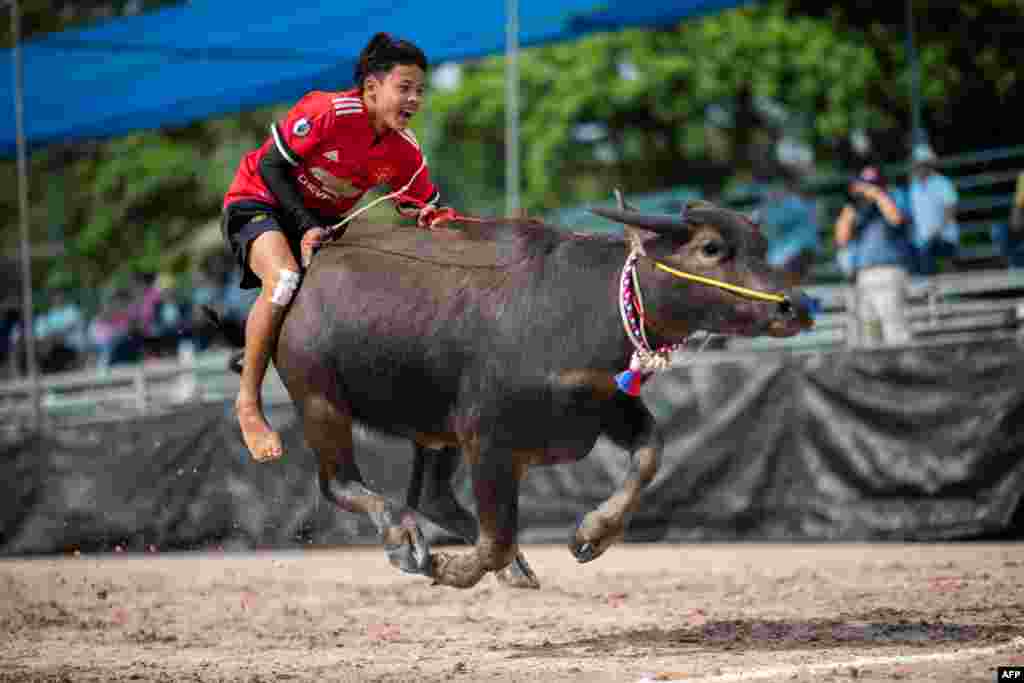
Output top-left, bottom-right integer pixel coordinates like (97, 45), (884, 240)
(417, 205), (457, 229)
(300, 227), (327, 267)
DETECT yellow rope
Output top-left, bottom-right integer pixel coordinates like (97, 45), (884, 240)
(652, 261), (788, 304)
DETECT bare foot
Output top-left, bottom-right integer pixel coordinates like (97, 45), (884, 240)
(236, 398), (283, 462)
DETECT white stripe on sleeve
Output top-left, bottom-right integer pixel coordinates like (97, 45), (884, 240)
(270, 123), (300, 167)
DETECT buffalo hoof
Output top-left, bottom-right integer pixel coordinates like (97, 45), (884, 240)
(428, 551), (483, 589)
(495, 551), (540, 589)
(569, 510), (622, 563)
(384, 522), (432, 576)
(570, 541), (598, 563)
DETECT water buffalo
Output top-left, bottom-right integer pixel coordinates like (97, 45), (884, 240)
(222, 198), (813, 589)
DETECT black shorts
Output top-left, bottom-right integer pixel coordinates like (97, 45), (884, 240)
(223, 200), (344, 289)
(221, 201), (299, 290)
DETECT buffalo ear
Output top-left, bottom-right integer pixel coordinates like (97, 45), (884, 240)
(613, 188), (639, 212)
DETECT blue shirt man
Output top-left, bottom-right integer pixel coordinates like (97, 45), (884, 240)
(833, 165), (914, 346)
(909, 144), (958, 275)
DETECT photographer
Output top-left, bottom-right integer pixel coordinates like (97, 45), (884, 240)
(833, 166), (914, 347)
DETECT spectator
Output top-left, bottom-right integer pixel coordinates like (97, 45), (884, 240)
(88, 285), (144, 372)
(184, 264), (225, 353)
(142, 272), (187, 357)
(909, 143), (959, 275)
(991, 171), (1024, 268)
(756, 170), (821, 287)
(33, 289), (87, 373)
(834, 165), (914, 347)
(7, 290), (86, 374)
(34, 290), (87, 353)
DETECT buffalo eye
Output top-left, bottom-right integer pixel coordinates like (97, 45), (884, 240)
(700, 240), (726, 259)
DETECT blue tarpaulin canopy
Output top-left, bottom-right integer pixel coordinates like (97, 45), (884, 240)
(0, 0), (750, 156)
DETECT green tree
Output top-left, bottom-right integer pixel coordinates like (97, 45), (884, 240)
(428, 0), (1023, 214)
(1, 0), (1021, 298)
(788, 0), (1023, 153)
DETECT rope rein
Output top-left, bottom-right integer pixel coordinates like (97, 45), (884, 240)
(322, 158), (427, 242)
(321, 159), (495, 247)
(651, 261), (787, 304)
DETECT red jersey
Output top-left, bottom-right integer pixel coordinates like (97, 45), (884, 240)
(223, 89), (438, 219)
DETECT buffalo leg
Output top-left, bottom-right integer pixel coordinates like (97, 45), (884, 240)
(570, 395), (662, 563)
(408, 445), (478, 539)
(408, 445), (539, 589)
(405, 447), (426, 510)
(295, 378), (432, 576)
(430, 446), (522, 589)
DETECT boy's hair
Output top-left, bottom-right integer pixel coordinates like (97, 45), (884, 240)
(355, 33), (428, 88)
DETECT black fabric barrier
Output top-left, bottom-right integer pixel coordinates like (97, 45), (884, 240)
(2, 341), (1023, 555)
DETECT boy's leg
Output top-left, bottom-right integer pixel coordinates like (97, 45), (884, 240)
(236, 293), (289, 461)
(236, 228), (301, 462)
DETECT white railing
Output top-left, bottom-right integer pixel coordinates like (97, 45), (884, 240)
(3, 267), (1023, 430)
(0, 347), (290, 433)
(729, 268), (1024, 353)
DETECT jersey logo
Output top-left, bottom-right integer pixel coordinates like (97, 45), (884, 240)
(372, 165), (396, 186)
(309, 166), (363, 199)
(333, 96), (363, 116)
(292, 118), (311, 137)
(323, 150), (339, 162)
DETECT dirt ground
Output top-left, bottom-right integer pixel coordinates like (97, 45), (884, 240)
(1, 543), (1022, 682)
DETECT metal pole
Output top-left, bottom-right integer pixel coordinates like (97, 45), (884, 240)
(11, 0), (41, 431)
(906, 0), (923, 147)
(505, 0), (520, 217)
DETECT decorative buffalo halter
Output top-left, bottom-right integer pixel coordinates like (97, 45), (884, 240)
(615, 247), (791, 396)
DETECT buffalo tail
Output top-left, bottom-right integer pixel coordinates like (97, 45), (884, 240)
(200, 305), (245, 375)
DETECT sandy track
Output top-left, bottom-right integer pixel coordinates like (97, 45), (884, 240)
(2, 543), (1023, 682)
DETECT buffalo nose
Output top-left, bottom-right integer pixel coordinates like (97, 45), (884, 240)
(777, 297), (793, 318)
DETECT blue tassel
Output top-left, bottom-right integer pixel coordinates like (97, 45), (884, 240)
(615, 369), (645, 396)
(798, 293), (822, 319)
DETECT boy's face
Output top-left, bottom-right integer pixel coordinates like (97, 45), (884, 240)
(365, 64), (426, 133)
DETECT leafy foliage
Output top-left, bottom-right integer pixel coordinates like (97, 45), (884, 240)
(426, 1), (995, 213)
(1, 0), (1021, 298)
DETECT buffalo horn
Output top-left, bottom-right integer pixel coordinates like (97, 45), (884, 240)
(590, 207), (690, 235)
(613, 188), (639, 212)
